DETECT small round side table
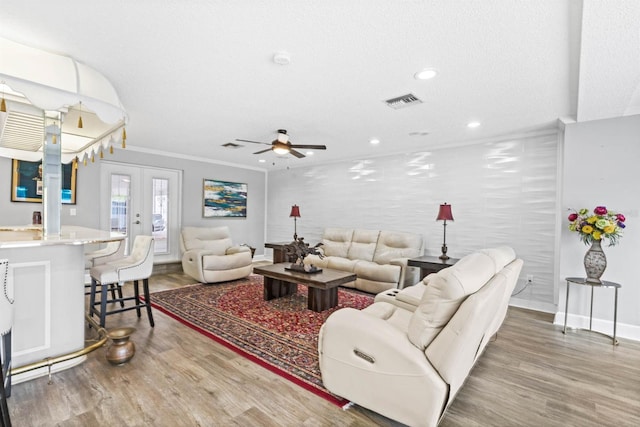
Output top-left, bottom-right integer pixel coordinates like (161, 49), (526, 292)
(563, 277), (620, 345)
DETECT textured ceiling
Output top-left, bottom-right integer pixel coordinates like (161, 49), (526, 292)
(1, 0), (638, 170)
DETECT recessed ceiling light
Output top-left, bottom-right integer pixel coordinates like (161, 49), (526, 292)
(414, 68), (438, 80)
(258, 159), (266, 163)
(409, 131), (430, 137)
(369, 138), (380, 145)
(305, 151), (314, 156)
(467, 121), (481, 128)
(273, 51), (291, 65)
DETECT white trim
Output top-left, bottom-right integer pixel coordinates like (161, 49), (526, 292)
(121, 144), (267, 172)
(553, 312), (640, 342)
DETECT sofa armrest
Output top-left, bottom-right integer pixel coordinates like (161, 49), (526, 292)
(320, 307), (428, 372)
(181, 249), (217, 283)
(319, 308), (447, 427)
(226, 245), (250, 255)
(389, 258), (419, 289)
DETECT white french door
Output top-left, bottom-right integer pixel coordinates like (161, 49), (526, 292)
(100, 162), (182, 263)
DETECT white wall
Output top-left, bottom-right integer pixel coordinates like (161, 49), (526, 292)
(267, 130), (559, 311)
(559, 115), (640, 340)
(0, 148), (268, 257)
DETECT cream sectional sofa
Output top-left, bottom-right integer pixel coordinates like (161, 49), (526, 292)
(318, 246), (523, 427)
(303, 228), (423, 294)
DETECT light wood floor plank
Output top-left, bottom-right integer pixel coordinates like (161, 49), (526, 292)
(6, 269), (640, 426)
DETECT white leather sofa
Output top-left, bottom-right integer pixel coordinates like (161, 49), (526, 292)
(318, 246), (523, 427)
(180, 226), (253, 283)
(303, 228), (423, 294)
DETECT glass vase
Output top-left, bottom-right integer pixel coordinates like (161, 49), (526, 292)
(584, 240), (607, 284)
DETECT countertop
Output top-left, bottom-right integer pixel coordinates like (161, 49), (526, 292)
(0, 225), (125, 248)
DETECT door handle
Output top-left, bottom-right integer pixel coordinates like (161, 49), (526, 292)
(134, 220), (141, 224)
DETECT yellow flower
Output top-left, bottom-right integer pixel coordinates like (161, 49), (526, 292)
(592, 231), (602, 240)
(603, 225), (615, 234)
(586, 216), (597, 224)
(581, 225), (594, 234)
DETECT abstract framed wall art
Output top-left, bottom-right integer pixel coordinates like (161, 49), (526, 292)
(203, 179), (247, 217)
(11, 159), (77, 204)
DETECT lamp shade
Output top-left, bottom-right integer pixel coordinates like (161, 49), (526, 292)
(289, 205), (301, 218)
(436, 203), (454, 221)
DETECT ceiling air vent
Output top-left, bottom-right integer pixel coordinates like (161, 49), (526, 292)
(384, 93), (422, 109)
(222, 142), (242, 149)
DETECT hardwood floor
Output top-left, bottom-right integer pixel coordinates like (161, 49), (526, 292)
(7, 268), (640, 426)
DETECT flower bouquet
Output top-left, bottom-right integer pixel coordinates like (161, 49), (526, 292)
(567, 206), (626, 283)
(568, 206), (626, 246)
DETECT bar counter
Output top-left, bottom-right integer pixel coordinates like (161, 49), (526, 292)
(0, 226), (125, 383)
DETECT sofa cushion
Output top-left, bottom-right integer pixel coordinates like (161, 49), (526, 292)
(362, 302), (413, 332)
(355, 260), (400, 283)
(347, 229), (380, 261)
(202, 252), (251, 270)
(321, 228), (354, 258)
(408, 252), (496, 350)
(372, 230), (422, 264)
(327, 256), (359, 272)
(182, 226), (232, 254)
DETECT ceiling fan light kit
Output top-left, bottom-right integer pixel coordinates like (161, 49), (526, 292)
(236, 129), (327, 160)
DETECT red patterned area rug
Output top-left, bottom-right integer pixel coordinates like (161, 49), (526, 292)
(149, 274), (373, 406)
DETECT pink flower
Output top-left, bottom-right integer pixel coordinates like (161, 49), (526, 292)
(594, 206), (608, 215)
(617, 213), (626, 222)
(568, 213), (578, 221)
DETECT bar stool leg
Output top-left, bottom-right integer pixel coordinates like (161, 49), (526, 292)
(88, 278), (98, 320)
(142, 278), (155, 328)
(133, 280), (141, 318)
(99, 280), (109, 328)
(0, 336), (11, 427)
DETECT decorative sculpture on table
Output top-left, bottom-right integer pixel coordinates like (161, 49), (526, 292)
(284, 238), (323, 273)
(567, 205), (626, 283)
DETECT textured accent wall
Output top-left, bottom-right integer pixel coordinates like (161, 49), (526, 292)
(267, 131), (558, 307)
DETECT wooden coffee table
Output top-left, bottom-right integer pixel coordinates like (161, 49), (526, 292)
(253, 263), (357, 312)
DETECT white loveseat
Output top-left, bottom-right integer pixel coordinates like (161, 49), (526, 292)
(318, 246), (523, 427)
(303, 228), (423, 294)
(180, 226), (253, 283)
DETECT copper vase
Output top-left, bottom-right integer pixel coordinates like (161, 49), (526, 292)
(106, 327), (136, 365)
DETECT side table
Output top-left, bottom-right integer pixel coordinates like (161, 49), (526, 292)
(264, 242), (295, 263)
(408, 255), (459, 280)
(563, 277), (620, 345)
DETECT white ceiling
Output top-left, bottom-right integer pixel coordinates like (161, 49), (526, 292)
(1, 0), (639, 170)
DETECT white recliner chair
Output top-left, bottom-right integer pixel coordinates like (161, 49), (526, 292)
(180, 226), (252, 283)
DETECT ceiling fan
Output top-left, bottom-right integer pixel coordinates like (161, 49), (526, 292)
(236, 129), (327, 158)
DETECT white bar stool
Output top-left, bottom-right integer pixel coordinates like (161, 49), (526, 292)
(89, 236), (155, 328)
(84, 241), (126, 301)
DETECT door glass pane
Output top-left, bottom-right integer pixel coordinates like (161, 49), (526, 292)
(110, 174), (130, 234)
(152, 178), (168, 254)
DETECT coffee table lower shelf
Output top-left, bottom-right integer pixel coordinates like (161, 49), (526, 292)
(254, 263), (356, 312)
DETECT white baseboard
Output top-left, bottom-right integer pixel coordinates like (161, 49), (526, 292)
(509, 297), (557, 313)
(552, 312), (640, 342)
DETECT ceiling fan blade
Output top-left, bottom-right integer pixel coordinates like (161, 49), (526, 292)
(253, 148), (273, 155)
(290, 144), (327, 150)
(236, 139), (270, 145)
(289, 149), (306, 158)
